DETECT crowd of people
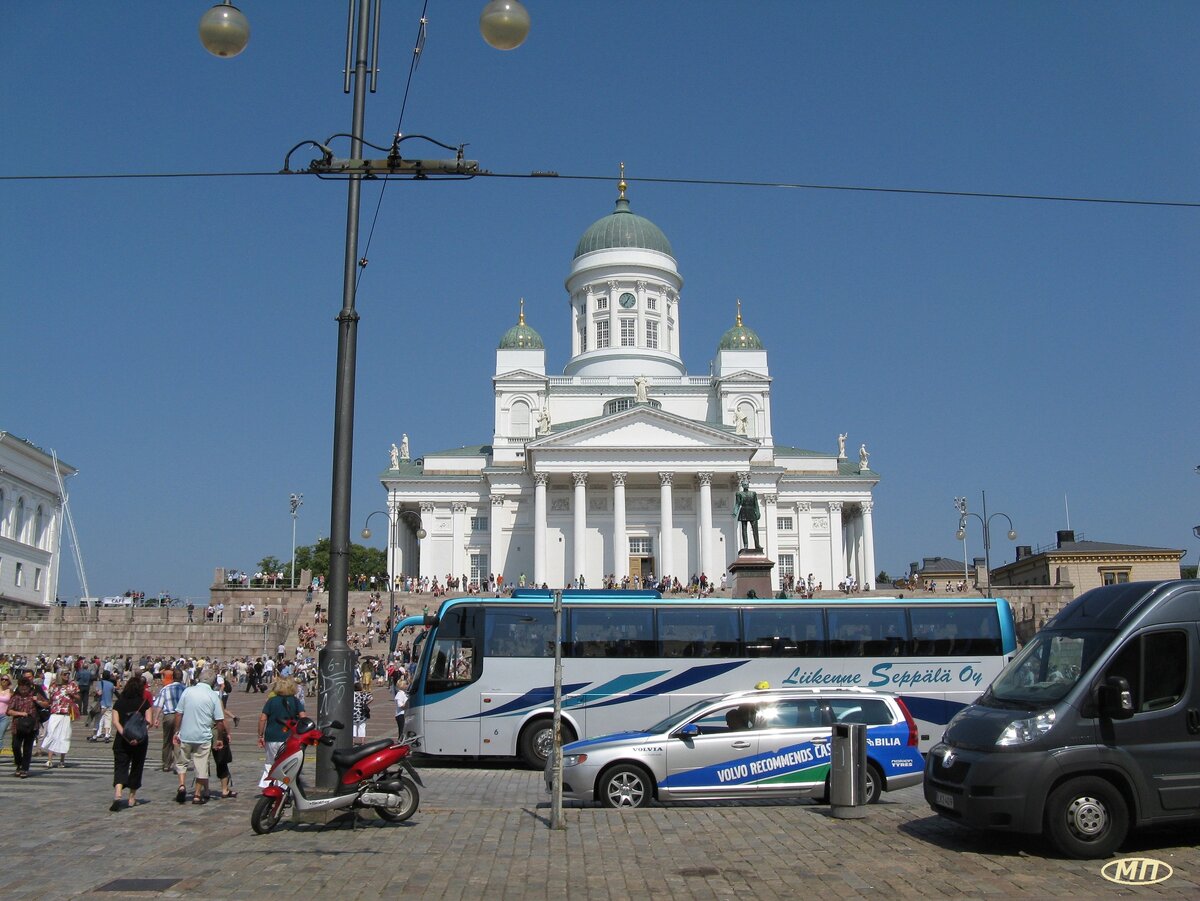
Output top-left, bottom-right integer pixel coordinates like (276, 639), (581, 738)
(0, 648), (416, 813)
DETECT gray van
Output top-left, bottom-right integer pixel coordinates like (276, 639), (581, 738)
(924, 579), (1200, 858)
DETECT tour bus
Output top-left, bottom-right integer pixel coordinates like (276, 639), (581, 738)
(393, 589), (1017, 768)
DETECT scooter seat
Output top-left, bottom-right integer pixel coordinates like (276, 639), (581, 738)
(331, 738), (394, 768)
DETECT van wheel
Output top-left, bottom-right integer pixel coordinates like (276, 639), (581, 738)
(518, 718), (576, 770)
(1045, 776), (1129, 859)
(598, 764), (653, 808)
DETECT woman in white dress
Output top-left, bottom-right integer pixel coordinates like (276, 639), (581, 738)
(41, 670), (79, 767)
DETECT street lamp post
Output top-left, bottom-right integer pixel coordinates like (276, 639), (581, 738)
(200, 0), (528, 792)
(953, 497), (969, 586)
(290, 493), (303, 589)
(955, 491), (1017, 599)
(361, 508), (397, 643)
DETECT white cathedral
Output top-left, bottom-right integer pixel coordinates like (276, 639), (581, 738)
(380, 178), (879, 592)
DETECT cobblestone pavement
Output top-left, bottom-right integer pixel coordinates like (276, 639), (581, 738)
(3, 686), (1198, 899)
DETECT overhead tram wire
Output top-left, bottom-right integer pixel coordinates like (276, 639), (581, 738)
(2, 168), (1197, 209)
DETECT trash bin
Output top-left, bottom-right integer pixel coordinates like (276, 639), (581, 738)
(829, 722), (868, 819)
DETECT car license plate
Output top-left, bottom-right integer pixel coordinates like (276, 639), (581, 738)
(935, 791), (955, 809)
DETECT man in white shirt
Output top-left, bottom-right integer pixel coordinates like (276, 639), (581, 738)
(173, 667), (225, 805)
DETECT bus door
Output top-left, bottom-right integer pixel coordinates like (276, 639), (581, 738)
(663, 702), (760, 797)
(421, 608), (482, 755)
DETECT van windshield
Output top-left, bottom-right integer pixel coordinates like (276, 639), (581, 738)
(986, 628), (1114, 708)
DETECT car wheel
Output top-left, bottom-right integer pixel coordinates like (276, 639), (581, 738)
(598, 764), (653, 809)
(1044, 776), (1129, 859)
(819, 762), (883, 804)
(864, 761), (883, 804)
(518, 718), (576, 770)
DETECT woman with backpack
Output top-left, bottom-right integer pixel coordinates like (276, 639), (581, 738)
(110, 674), (151, 810)
(257, 677), (305, 789)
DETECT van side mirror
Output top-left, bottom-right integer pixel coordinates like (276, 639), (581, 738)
(423, 614), (439, 627)
(1099, 676), (1135, 719)
(676, 723), (700, 739)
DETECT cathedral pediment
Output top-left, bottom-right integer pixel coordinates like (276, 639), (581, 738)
(715, 369), (772, 383)
(493, 368), (550, 382)
(528, 405), (755, 451)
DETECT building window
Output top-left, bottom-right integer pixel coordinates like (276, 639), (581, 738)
(620, 318), (636, 347)
(646, 320), (658, 349)
(0, 489), (5, 537)
(469, 553), (488, 585)
(777, 516), (794, 531)
(470, 516), (488, 532)
(647, 296), (657, 311)
(14, 498), (24, 543)
(578, 318), (587, 351)
(510, 401), (531, 438)
(34, 505), (44, 549)
(34, 568), (42, 591)
(778, 554), (795, 582)
(596, 319), (610, 348)
(595, 295), (608, 311)
(629, 537), (652, 555)
(14, 562), (23, 588)
(1101, 569), (1131, 586)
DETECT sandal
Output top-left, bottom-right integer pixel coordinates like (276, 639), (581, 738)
(192, 795), (208, 805)
(220, 790), (238, 799)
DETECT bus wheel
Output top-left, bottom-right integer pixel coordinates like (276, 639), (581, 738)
(519, 718), (575, 770)
(1045, 776), (1128, 859)
(598, 764), (653, 808)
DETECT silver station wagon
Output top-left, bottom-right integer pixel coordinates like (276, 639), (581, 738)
(546, 686), (925, 808)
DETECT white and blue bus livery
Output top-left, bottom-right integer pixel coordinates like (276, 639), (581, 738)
(395, 590), (1017, 767)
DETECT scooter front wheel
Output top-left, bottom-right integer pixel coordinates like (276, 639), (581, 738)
(374, 776), (419, 823)
(251, 793), (287, 834)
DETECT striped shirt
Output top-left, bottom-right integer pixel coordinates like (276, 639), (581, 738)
(154, 681), (185, 715)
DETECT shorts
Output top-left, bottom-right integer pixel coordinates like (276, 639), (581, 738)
(177, 740), (212, 778)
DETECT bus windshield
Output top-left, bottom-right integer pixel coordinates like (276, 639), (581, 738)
(985, 628), (1114, 708)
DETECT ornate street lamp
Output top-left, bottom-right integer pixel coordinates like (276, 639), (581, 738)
(956, 491), (1017, 599)
(201, 0), (527, 790)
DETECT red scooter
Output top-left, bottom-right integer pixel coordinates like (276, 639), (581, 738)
(251, 717), (421, 834)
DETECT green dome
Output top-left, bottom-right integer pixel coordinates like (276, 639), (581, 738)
(498, 303), (544, 349)
(574, 197), (673, 259)
(718, 305), (764, 350)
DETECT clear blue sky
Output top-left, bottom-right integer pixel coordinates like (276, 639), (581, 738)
(3, 2), (1197, 601)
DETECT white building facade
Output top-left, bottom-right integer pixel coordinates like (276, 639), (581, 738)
(0, 432), (75, 609)
(381, 184), (879, 591)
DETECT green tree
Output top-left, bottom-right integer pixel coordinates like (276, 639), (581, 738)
(258, 555), (284, 575)
(290, 538), (387, 584)
(876, 570), (892, 586)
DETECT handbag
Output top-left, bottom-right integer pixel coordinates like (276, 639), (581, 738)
(37, 704), (51, 724)
(123, 702), (149, 744)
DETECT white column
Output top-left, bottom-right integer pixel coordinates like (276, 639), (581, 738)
(612, 472), (628, 583)
(861, 501), (876, 590)
(696, 473), (713, 582)
(828, 501), (844, 589)
(764, 493), (779, 590)
(534, 473), (548, 587)
(419, 502), (435, 581)
(572, 472), (588, 586)
(490, 494), (505, 586)
(795, 502), (811, 586)
(451, 503), (466, 581)
(659, 472), (674, 581)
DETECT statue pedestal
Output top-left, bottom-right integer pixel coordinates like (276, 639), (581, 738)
(728, 549), (775, 599)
